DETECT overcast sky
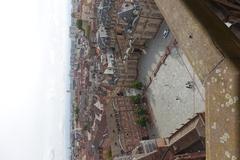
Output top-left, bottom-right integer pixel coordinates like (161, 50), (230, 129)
(0, 0), (71, 160)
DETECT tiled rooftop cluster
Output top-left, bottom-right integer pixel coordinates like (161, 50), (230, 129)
(96, 0), (115, 50)
(117, 1), (141, 34)
(69, 0), (165, 159)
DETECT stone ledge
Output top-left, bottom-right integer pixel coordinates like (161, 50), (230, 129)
(154, 0), (240, 159)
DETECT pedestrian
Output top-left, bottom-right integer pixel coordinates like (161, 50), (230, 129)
(185, 81), (194, 89)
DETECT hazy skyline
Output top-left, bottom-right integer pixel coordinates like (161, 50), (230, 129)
(0, 0), (71, 160)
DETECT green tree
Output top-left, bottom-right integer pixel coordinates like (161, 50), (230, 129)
(76, 19), (83, 30)
(136, 116), (148, 127)
(106, 148), (112, 160)
(74, 107), (79, 122)
(75, 107), (80, 115)
(130, 94), (141, 104)
(75, 116), (79, 122)
(135, 107), (147, 116)
(131, 81), (143, 89)
(83, 122), (90, 131)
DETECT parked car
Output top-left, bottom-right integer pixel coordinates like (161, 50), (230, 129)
(163, 28), (170, 39)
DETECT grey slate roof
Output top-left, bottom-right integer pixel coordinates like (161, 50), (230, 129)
(118, 3), (141, 33)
